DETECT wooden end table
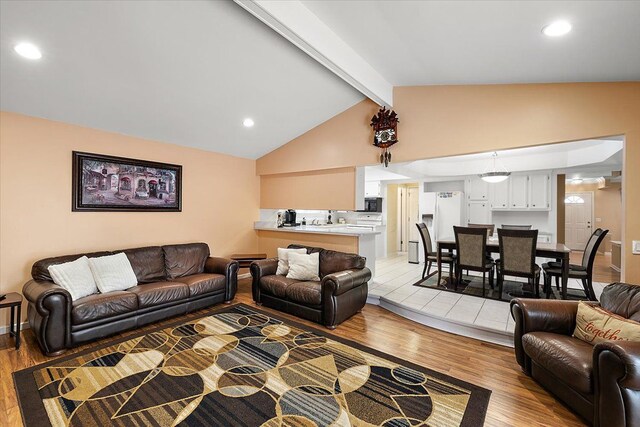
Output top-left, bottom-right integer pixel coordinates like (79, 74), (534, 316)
(230, 253), (267, 269)
(1, 292), (23, 349)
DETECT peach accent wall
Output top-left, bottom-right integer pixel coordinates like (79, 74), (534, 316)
(257, 82), (640, 283)
(565, 182), (622, 253)
(256, 230), (358, 258)
(0, 112), (260, 327)
(261, 168), (356, 210)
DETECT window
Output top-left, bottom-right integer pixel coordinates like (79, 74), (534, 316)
(564, 195), (585, 204)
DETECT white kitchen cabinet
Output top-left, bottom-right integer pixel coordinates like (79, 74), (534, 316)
(529, 173), (550, 210)
(365, 181), (381, 197)
(466, 177), (489, 201)
(468, 201), (490, 224)
(509, 175), (529, 209)
(489, 178), (510, 210)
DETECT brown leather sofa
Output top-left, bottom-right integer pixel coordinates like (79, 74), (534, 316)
(23, 243), (238, 356)
(511, 282), (640, 426)
(250, 244), (370, 329)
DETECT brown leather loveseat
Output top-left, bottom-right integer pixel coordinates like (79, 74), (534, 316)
(511, 282), (640, 426)
(23, 243), (238, 356)
(250, 244), (371, 329)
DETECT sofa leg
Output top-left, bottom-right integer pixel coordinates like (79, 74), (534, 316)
(326, 325), (337, 330)
(46, 349), (68, 357)
(224, 300), (233, 305)
(255, 302), (263, 306)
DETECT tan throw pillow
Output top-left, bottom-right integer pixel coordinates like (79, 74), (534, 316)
(573, 301), (640, 345)
(286, 252), (320, 281)
(276, 247), (307, 275)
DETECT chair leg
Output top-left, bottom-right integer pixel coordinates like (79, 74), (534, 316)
(482, 271), (486, 298)
(535, 273), (541, 299)
(555, 275), (560, 290)
(544, 273), (552, 299)
(426, 261), (432, 277)
(422, 262), (427, 279)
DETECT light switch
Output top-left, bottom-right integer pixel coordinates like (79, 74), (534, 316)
(595, 217), (602, 222)
(633, 241), (640, 255)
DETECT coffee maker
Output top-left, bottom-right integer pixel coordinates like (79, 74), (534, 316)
(283, 209), (298, 227)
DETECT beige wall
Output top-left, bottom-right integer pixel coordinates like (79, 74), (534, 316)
(257, 82), (640, 282)
(0, 112), (260, 327)
(256, 230), (358, 258)
(261, 167), (356, 210)
(565, 182), (622, 253)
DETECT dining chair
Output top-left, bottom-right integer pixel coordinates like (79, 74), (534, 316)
(453, 226), (494, 296)
(542, 228), (608, 300)
(467, 223), (495, 237)
(496, 229), (541, 298)
(500, 224), (532, 230)
(416, 223), (456, 284)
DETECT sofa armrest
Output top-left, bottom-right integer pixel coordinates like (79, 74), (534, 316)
(321, 268), (371, 297)
(204, 257), (239, 302)
(249, 258), (279, 302)
(594, 341), (640, 427)
(510, 298), (586, 374)
(22, 279), (72, 356)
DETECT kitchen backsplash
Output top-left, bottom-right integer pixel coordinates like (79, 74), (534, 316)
(259, 209), (383, 225)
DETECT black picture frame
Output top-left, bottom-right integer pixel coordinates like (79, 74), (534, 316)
(72, 151), (182, 212)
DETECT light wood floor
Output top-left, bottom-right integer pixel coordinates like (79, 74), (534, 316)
(1, 278), (588, 427)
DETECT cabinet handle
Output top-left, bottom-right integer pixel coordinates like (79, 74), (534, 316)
(532, 204), (536, 207)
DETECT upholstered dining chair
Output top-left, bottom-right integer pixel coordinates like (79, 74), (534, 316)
(453, 226), (494, 296)
(467, 223), (495, 237)
(416, 223), (456, 284)
(542, 228), (608, 300)
(500, 224), (532, 230)
(497, 229), (541, 298)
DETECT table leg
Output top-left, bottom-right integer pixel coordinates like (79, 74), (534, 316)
(16, 303), (21, 349)
(562, 253), (569, 300)
(10, 305), (14, 336)
(437, 245), (442, 286)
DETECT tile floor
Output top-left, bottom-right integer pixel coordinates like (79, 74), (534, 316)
(369, 253), (609, 340)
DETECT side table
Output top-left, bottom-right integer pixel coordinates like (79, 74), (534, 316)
(0, 292), (23, 349)
(230, 253), (267, 269)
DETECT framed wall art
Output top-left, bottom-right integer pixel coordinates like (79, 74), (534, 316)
(72, 151), (182, 212)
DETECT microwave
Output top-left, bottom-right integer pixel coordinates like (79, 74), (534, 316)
(362, 197), (383, 213)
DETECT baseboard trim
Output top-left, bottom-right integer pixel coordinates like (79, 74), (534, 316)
(0, 321), (30, 336)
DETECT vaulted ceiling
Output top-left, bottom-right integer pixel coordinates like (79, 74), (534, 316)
(1, 1), (638, 159)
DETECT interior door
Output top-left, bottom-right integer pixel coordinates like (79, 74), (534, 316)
(407, 187), (419, 242)
(565, 192), (594, 250)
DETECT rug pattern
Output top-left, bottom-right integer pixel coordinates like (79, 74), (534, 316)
(21, 305), (489, 426)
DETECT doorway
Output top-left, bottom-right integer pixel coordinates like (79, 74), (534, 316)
(564, 192), (594, 250)
(395, 184), (420, 252)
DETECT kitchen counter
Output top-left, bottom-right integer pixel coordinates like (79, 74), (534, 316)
(254, 224), (381, 236)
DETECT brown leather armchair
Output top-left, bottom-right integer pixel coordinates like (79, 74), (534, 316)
(250, 244), (370, 329)
(23, 243), (238, 356)
(511, 282), (640, 426)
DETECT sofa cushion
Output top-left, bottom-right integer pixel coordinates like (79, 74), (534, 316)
(523, 332), (594, 394)
(128, 282), (189, 308)
(259, 275), (299, 298)
(163, 243), (210, 279)
(319, 249), (366, 278)
(286, 281), (322, 306)
(72, 291), (138, 325)
(172, 273), (226, 297)
(600, 282), (640, 322)
(123, 246), (166, 283)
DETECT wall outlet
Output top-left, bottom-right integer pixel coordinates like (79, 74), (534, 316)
(633, 241), (640, 255)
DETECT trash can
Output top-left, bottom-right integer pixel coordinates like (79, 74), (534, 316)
(408, 240), (419, 264)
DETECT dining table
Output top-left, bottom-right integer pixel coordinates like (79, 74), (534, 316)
(436, 238), (572, 299)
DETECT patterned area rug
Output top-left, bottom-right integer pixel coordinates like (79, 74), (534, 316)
(14, 304), (491, 427)
(414, 273), (589, 302)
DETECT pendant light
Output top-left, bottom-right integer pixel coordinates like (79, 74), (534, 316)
(479, 152), (510, 183)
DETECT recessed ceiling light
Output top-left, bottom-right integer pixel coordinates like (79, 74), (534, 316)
(243, 118), (254, 128)
(14, 42), (42, 59)
(542, 21), (572, 37)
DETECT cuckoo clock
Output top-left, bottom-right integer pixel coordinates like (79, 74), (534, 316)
(370, 106), (399, 167)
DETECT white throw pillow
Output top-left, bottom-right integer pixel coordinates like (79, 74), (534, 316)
(47, 256), (98, 301)
(286, 252), (320, 281)
(276, 247), (307, 275)
(88, 252), (138, 293)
